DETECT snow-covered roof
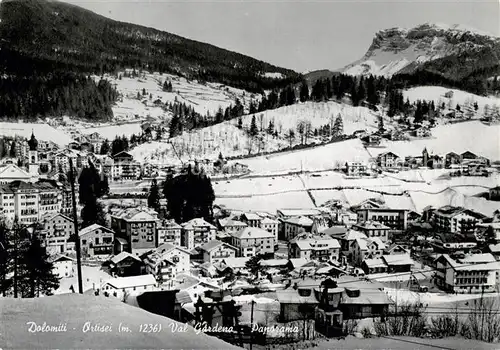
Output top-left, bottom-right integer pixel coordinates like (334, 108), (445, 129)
(363, 258), (387, 268)
(78, 224), (114, 237)
(110, 252), (141, 264)
(221, 257), (250, 269)
(103, 274), (157, 289)
(459, 253), (497, 264)
(284, 216), (314, 227)
(277, 208), (321, 217)
(259, 259), (288, 267)
(232, 227), (274, 240)
(382, 254), (413, 266)
(200, 240), (237, 253)
(181, 218), (216, 230)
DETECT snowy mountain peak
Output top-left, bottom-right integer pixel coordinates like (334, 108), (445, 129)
(342, 22), (500, 78)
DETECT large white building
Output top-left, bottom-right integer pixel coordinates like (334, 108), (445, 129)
(0, 180), (64, 225)
(143, 243), (191, 284)
(230, 227), (275, 257)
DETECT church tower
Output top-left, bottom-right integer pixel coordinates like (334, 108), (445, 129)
(422, 147), (429, 167)
(27, 131), (39, 176)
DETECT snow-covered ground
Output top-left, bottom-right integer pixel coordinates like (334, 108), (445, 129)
(0, 122), (73, 146)
(385, 288), (500, 306)
(107, 72), (260, 117)
(367, 121), (500, 161)
(54, 265), (112, 295)
(404, 86), (500, 114)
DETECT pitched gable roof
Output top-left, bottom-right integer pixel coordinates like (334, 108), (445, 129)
(200, 240), (237, 253)
(232, 227), (274, 240)
(78, 224), (114, 237)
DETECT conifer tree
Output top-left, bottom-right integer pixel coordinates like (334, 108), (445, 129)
(250, 115), (258, 136)
(299, 81), (309, 102)
(333, 114), (344, 136)
(21, 236), (60, 297)
(100, 140), (110, 155)
(267, 120), (274, 135)
(9, 141), (16, 158)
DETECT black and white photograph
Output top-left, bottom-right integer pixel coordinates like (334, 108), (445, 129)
(0, 0), (499, 348)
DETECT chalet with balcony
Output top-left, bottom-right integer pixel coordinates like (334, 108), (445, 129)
(143, 243), (191, 284)
(355, 208), (408, 231)
(240, 212), (262, 227)
(39, 212), (75, 255)
(180, 218), (217, 251)
(230, 227), (275, 257)
(111, 207), (159, 252)
(107, 252), (142, 277)
(199, 240), (238, 264)
(101, 274), (157, 299)
(157, 219), (182, 246)
(434, 254), (500, 293)
(78, 224), (114, 257)
(353, 221), (391, 242)
(431, 206), (486, 233)
(289, 232), (340, 262)
(376, 152), (400, 169)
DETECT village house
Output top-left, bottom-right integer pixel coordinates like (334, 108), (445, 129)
(376, 152), (400, 168)
(434, 254), (500, 294)
(230, 227), (275, 257)
(180, 218), (217, 251)
(276, 208), (322, 220)
(461, 151), (478, 161)
(283, 216), (315, 240)
(260, 217), (280, 243)
(289, 232), (341, 262)
(100, 274), (157, 298)
(430, 233), (478, 254)
(199, 240), (238, 264)
(350, 237), (387, 266)
(489, 186), (500, 201)
(107, 252), (142, 277)
(111, 151), (141, 181)
(445, 152), (462, 167)
(143, 243), (191, 284)
(431, 206), (485, 233)
(353, 221), (391, 242)
(39, 212), (75, 255)
(111, 207), (159, 252)
(0, 164), (33, 184)
(414, 126), (432, 138)
(355, 208), (408, 231)
(49, 254), (74, 278)
(344, 161), (369, 176)
(217, 218), (248, 235)
(0, 180), (64, 225)
(78, 224), (114, 257)
(219, 257), (250, 275)
(52, 149), (79, 173)
(477, 222), (500, 242)
(276, 281), (319, 322)
(240, 212), (262, 227)
(157, 219), (182, 246)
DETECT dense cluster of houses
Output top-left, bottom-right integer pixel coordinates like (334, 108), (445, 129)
(342, 148), (492, 177)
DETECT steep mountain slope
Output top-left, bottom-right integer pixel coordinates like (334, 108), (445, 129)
(0, 0), (300, 92)
(341, 23), (500, 83)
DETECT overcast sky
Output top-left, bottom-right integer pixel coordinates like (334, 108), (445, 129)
(62, 0), (499, 73)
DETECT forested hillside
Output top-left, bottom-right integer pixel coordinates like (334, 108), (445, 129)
(0, 0), (300, 92)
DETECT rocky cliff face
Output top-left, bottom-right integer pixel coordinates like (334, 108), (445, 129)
(342, 23), (500, 78)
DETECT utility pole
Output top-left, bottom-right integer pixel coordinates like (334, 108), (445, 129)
(69, 158), (83, 294)
(250, 299), (255, 350)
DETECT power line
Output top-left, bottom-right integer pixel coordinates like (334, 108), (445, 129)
(378, 335), (457, 350)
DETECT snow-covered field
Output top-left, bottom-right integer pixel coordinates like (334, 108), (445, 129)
(385, 288), (500, 306)
(213, 168), (500, 215)
(80, 122), (145, 140)
(0, 122), (73, 146)
(367, 121), (500, 161)
(107, 72), (259, 117)
(404, 86), (500, 114)
(238, 138), (372, 175)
